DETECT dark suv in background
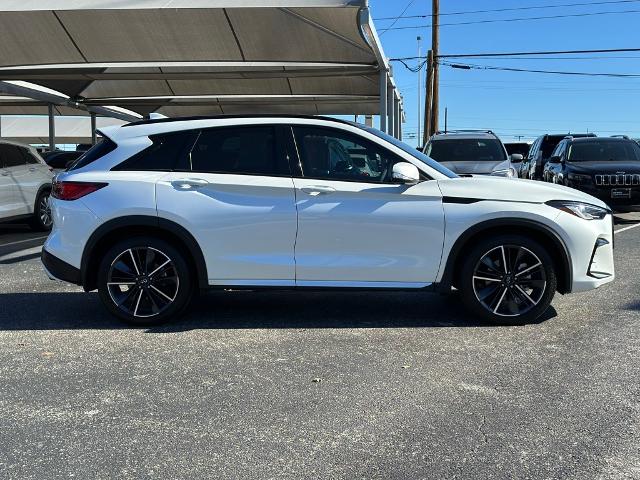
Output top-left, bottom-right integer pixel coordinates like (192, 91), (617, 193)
(543, 136), (640, 211)
(520, 133), (596, 180)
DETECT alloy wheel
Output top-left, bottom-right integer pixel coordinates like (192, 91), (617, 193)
(107, 247), (180, 318)
(39, 193), (52, 228)
(472, 245), (547, 317)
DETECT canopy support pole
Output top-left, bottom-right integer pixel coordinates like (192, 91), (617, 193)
(387, 84), (394, 137)
(379, 70), (387, 133)
(394, 96), (400, 139)
(48, 104), (55, 152)
(90, 112), (97, 144)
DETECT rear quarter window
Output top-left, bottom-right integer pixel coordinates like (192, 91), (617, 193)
(68, 138), (118, 170)
(112, 132), (198, 171)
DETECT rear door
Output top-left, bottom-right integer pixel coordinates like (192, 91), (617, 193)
(0, 145), (17, 218)
(0, 144), (25, 217)
(289, 125), (445, 287)
(16, 146), (50, 213)
(154, 125), (298, 286)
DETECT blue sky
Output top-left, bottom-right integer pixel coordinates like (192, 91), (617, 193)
(368, 0), (640, 146)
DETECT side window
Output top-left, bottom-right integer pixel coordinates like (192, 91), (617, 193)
(0, 145), (26, 168)
(530, 138), (541, 159)
(292, 126), (406, 183)
(113, 131), (198, 171)
(188, 126), (286, 176)
(551, 141), (565, 158)
(19, 147), (40, 165)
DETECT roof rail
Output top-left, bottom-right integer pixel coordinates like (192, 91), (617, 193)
(434, 129), (495, 135)
(123, 114), (359, 128)
(611, 134), (630, 140)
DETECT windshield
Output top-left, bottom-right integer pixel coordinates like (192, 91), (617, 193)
(425, 138), (507, 163)
(568, 141), (640, 162)
(354, 124), (458, 178)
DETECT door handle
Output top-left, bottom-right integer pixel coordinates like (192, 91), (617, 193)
(0, 171), (8, 176)
(29, 167), (37, 172)
(301, 186), (336, 196)
(171, 178), (209, 190)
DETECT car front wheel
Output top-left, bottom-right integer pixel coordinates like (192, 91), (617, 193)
(459, 235), (557, 325)
(97, 237), (193, 325)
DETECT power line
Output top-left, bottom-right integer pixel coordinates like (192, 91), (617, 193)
(391, 47), (640, 61)
(379, 0), (416, 35)
(439, 47), (640, 59)
(382, 8), (640, 31)
(440, 61), (640, 78)
(375, 0), (640, 20)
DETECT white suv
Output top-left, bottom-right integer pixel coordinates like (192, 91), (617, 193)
(42, 116), (615, 325)
(1, 140), (54, 230)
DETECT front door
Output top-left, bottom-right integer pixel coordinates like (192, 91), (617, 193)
(155, 125), (298, 286)
(289, 126), (445, 287)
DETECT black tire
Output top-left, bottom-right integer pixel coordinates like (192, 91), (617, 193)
(97, 236), (193, 326)
(29, 189), (53, 231)
(459, 235), (557, 325)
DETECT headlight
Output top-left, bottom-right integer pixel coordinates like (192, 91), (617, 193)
(546, 200), (610, 220)
(491, 168), (517, 178)
(567, 173), (592, 185)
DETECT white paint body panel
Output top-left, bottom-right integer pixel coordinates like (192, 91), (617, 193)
(293, 178), (444, 284)
(156, 172), (298, 284)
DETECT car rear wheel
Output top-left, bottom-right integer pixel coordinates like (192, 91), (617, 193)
(98, 237), (193, 325)
(29, 189), (52, 231)
(459, 235), (557, 325)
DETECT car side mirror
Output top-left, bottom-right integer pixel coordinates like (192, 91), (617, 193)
(510, 154), (523, 163)
(392, 162), (420, 185)
(548, 156), (561, 164)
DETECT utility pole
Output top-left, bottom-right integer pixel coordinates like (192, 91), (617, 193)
(423, 49), (434, 145)
(431, 0), (440, 134)
(417, 36), (422, 146)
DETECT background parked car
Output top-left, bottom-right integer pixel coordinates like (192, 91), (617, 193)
(42, 150), (85, 173)
(0, 140), (54, 230)
(543, 136), (640, 211)
(505, 142), (531, 158)
(520, 133), (596, 180)
(423, 130), (521, 177)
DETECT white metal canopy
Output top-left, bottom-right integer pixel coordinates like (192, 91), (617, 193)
(0, 0), (402, 134)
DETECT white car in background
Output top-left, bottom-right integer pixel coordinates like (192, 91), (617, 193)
(423, 130), (522, 177)
(42, 116), (614, 326)
(0, 140), (54, 230)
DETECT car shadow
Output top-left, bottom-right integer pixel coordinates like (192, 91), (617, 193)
(0, 290), (557, 332)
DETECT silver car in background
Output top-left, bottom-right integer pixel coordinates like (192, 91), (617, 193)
(423, 130), (522, 177)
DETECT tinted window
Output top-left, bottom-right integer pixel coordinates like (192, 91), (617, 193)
(188, 126), (283, 176)
(359, 125), (457, 178)
(113, 132), (198, 171)
(425, 138), (507, 163)
(0, 144), (26, 168)
(540, 137), (565, 160)
(18, 147), (40, 165)
(293, 126), (411, 183)
(69, 138), (117, 170)
(568, 141), (640, 162)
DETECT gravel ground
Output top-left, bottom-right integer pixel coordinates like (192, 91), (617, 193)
(0, 218), (638, 480)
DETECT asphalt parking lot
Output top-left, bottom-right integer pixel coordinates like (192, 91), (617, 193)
(0, 216), (639, 480)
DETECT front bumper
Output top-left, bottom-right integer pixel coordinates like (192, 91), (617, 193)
(41, 248), (82, 285)
(566, 183), (640, 211)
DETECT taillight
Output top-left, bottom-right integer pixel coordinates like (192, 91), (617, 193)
(52, 181), (107, 201)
